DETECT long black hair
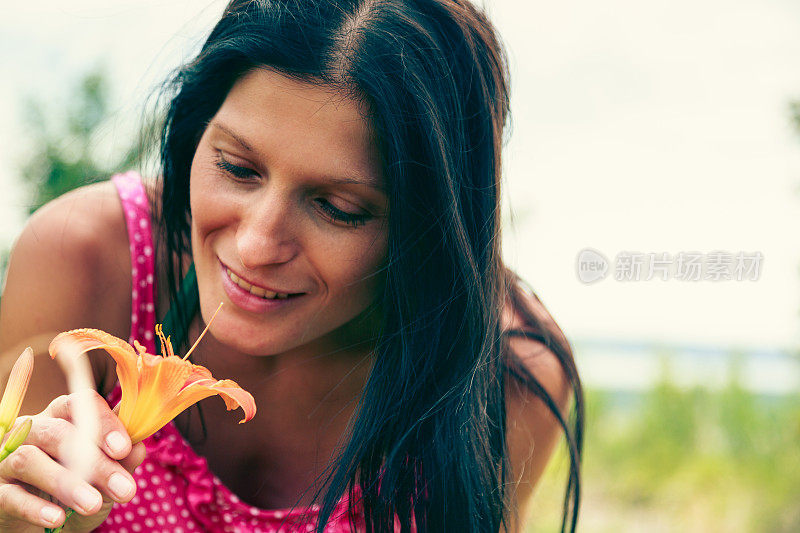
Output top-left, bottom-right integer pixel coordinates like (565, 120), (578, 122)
(157, 0), (583, 531)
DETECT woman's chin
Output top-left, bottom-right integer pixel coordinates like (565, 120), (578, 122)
(213, 333), (290, 357)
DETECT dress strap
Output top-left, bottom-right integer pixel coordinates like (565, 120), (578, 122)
(111, 171), (158, 353)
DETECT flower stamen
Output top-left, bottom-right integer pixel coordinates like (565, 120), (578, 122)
(155, 324), (174, 358)
(183, 302), (223, 361)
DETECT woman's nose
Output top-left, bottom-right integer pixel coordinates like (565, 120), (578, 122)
(235, 191), (299, 270)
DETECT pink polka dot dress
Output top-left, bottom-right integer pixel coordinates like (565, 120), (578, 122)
(101, 172), (368, 532)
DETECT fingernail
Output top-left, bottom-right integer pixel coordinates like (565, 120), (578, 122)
(40, 505), (61, 525)
(108, 472), (135, 500)
(105, 431), (128, 454)
(74, 485), (101, 512)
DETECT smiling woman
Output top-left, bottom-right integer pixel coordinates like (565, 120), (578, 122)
(0, 0), (582, 532)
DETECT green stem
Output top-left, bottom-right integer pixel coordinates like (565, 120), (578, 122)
(44, 507), (74, 533)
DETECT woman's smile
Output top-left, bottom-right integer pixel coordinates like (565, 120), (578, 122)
(219, 260), (306, 314)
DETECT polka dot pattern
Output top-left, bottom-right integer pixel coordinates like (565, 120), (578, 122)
(99, 172), (375, 532)
(96, 406), (367, 532)
(112, 172), (157, 351)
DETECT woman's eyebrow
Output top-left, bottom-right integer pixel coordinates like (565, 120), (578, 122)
(209, 121), (255, 153)
(208, 120), (385, 193)
(326, 176), (384, 192)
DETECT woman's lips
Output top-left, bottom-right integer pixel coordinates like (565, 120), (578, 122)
(219, 263), (304, 313)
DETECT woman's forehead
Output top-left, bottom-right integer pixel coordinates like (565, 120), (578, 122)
(225, 68), (371, 128)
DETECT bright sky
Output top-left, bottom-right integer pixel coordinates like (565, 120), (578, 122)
(2, 0), (800, 352)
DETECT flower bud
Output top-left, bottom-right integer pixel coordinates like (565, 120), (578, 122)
(0, 417), (33, 462)
(0, 347), (34, 434)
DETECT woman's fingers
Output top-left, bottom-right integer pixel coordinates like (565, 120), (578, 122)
(0, 389), (141, 530)
(119, 441), (146, 474)
(43, 390), (132, 460)
(0, 482), (66, 529)
(0, 445), (103, 516)
(23, 418), (137, 505)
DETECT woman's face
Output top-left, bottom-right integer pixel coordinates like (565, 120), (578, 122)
(189, 68), (388, 356)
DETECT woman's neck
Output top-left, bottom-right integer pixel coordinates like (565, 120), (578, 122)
(171, 324), (372, 508)
(185, 309), (375, 416)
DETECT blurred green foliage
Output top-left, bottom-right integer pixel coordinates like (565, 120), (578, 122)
(0, 66), (158, 298)
(526, 354), (800, 533)
(20, 66), (154, 214)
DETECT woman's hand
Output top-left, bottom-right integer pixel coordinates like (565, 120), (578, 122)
(0, 390), (146, 532)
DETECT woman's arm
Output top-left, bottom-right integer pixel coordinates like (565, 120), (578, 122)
(0, 180), (131, 414)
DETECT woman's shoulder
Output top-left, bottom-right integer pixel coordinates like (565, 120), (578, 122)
(503, 289), (572, 404)
(16, 180), (133, 312)
(0, 179), (136, 406)
(502, 288), (573, 523)
(27, 178), (128, 239)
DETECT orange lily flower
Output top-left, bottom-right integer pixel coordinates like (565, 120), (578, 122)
(48, 304), (256, 444)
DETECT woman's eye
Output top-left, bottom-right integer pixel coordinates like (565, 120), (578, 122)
(316, 199), (372, 228)
(214, 154), (258, 180)
(214, 153), (371, 228)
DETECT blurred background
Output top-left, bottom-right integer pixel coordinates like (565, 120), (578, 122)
(1, 1), (799, 531)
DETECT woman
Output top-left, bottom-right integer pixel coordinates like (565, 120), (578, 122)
(0, 0), (583, 531)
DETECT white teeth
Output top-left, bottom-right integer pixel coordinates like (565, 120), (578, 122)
(227, 268), (291, 300)
(249, 285), (266, 297)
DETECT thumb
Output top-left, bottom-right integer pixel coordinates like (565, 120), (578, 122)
(59, 499), (115, 533)
(120, 442), (146, 474)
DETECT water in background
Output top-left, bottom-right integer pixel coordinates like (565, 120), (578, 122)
(574, 337), (800, 395)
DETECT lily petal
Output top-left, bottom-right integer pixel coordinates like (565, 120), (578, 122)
(129, 377), (256, 443)
(187, 378), (257, 423)
(185, 364), (213, 383)
(49, 329), (140, 424)
(122, 353), (193, 440)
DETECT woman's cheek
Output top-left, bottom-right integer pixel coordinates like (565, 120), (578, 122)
(342, 232), (388, 290)
(190, 166), (238, 231)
